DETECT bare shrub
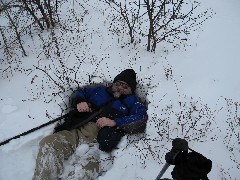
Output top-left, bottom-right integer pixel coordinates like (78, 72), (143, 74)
(150, 95), (221, 142)
(224, 98), (240, 169)
(26, 2), (107, 115)
(105, 0), (144, 46)
(105, 0), (215, 52)
(104, 0), (144, 48)
(0, 0), (61, 77)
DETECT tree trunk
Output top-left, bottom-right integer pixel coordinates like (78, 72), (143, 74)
(45, 0), (55, 27)
(145, 0), (154, 51)
(5, 9), (27, 56)
(34, 0), (51, 29)
(21, 0), (44, 30)
(0, 26), (12, 57)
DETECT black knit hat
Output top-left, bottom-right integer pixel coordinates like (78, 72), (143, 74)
(113, 69), (137, 91)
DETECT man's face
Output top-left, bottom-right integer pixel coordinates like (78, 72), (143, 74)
(112, 80), (132, 98)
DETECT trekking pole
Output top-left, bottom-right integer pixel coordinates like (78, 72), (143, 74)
(155, 162), (171, 180)
(0, 111), (72, 147)
(155, 138), (188, 180)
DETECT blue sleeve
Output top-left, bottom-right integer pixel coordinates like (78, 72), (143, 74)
(74, 87), (96, 103)
(73, 86), (111, 108)
(114, 99), (148, 126)
(72, 88), (97, 108)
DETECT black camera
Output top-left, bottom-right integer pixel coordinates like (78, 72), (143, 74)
(165, 138), (188, 165)
(157, 138), (212, 180)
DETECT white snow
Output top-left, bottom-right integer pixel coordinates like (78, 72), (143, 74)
(1, 104), (18, 114)
(0, 0), (240, 179)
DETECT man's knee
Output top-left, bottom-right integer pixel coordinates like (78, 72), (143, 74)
(38, 133), (58, 148)
(38, 130), (72, 150)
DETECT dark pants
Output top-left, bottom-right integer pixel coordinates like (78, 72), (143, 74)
(97, 126), (125, 152)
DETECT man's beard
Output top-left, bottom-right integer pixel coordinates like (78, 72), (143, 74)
(112, 84), (125, 98)
(111, 83), (132, 98)
(113, 91), (121, 98)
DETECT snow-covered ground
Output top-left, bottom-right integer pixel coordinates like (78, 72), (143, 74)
(0, 0), (239, 179)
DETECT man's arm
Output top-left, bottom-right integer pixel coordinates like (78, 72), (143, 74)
(96, 117), (116, 128)
(96, 97), (147, 128)
(114, 99), (147, 126)
(71, 86), (97, 109)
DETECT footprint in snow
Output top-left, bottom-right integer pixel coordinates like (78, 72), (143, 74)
(1, 104), (18, 114)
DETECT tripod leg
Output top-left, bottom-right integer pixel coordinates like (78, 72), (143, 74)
(155, 163), (170, 180)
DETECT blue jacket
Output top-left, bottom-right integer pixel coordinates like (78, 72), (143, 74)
(74, 85), (147, 126)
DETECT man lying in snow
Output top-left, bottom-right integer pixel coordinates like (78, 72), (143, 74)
(32, 69), (148, 180)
